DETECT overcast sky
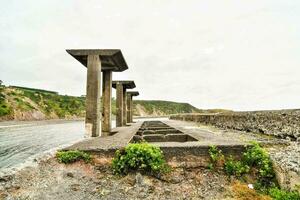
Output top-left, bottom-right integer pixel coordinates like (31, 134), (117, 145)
(0, 0), (299, 111)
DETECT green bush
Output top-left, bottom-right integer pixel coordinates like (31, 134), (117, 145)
(268, 187), (300, 200)
(243, 142), (275, 179)
(112, 143), (168, 175)
(56, 150), (91, 164)
(224, 156), (249, 176)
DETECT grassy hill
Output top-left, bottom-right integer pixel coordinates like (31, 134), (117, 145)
(0, 85), (201, 120)
(133, 100), (200, 116)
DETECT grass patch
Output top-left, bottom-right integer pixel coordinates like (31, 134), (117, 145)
(231, 181), (271, 200)
(112, 142), (169, 175)
(56, 150), (91, 164)
(268, 187), (300, 200)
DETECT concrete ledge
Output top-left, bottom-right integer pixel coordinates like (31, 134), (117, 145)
(64, 122), (142, 153)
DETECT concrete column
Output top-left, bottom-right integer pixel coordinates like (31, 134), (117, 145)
(116, 83), (123, 127)
(102, 70), (112, 135)
(123, 89), (127, 125)
(126, 94), (131, 123)
(85, 55), (101, 137)
(130, 95), (133, 122)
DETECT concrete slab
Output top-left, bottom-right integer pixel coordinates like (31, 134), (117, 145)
(64, 120), (249, 158)
(66, 49), (128, 71)
(65, 122), (142, 154)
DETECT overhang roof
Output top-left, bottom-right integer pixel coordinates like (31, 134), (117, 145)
(112, 80), (136, 89)
(66, 49), (128, 72)
(127, 91), (139, 96)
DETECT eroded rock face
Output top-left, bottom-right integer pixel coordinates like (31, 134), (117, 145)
(170, 110), (300, 140)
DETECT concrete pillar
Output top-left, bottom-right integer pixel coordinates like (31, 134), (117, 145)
(123, 89), (127, 125)
(127, 94), (131, 123)
(85, 55), (101, 137)
(130, 95), (133, 122)
(102, 70), (112, 135)
(116, 83), (123, 127)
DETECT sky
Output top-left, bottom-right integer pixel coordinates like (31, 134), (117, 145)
(0, 0), (299, 111)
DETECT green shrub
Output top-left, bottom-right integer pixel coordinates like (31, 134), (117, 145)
(243, 142), (275, 179)
(224, 156), (249, 176)
(268, 187), (300, 200)
(56, 150), (91, 164)
(208, 145), (225, 169)
(112, 143), (168, 175)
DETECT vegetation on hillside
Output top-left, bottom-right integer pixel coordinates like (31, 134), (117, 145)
(0, 85), (86, 118)
(133, 100), (200, 116)
(0, 86), (12, 117)
(0, 83), (201, 119)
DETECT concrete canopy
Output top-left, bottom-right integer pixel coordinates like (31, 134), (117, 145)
(66, 49), (128, 71)
(127, 91), (139, 96)
(112, 81), (136, 89)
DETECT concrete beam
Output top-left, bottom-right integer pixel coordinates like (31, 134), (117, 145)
(85, 55), (101, 137)
(102, 70), (112, 135)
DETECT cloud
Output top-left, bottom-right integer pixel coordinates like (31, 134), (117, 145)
(0, 0), (300, 111)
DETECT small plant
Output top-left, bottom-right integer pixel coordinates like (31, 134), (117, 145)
(208, 145), (225, 169)
(112, 143), (168, 175)
(243, 142), (275, 180)
(56, 150), (91, 164)
(224, 156), (249, 176)
(268, 187), (300, 200)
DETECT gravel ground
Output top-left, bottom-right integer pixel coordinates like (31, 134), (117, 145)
(0, 158), (246, 200)
(268, 142), (300, 174)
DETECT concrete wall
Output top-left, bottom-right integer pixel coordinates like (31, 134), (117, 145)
(170, 110), (300, 141)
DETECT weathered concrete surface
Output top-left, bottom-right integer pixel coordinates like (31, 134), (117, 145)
(126, 94), (132, 123)
(127, 91), (139, 123)
(65, 122), (142, 154)
(116, 83), (123, 127)
(170, 110), (300, 140)
(122, 90), (127, 125)
(85, 55), (101, 137)
(101, 70), (112, 135)
(66, 49), (129, 138)
(113, 81), (136, 127)
(66, 49), (128, 71)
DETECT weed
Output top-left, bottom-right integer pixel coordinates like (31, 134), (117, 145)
(208, 145), (225, 169)
(56, 150), (91, 164)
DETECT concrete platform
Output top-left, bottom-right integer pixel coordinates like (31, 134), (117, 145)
(64, 122), (142, 154)
(65, 120), (249, 158)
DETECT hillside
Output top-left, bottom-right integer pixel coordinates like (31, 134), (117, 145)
(0, 86), (201, 121)
(133, 100), (200, 116)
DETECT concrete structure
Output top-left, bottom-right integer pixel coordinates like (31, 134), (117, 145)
(66, 49), (128, 137)
(112, 81), (136, 127)
(126, 91), (139, 123)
